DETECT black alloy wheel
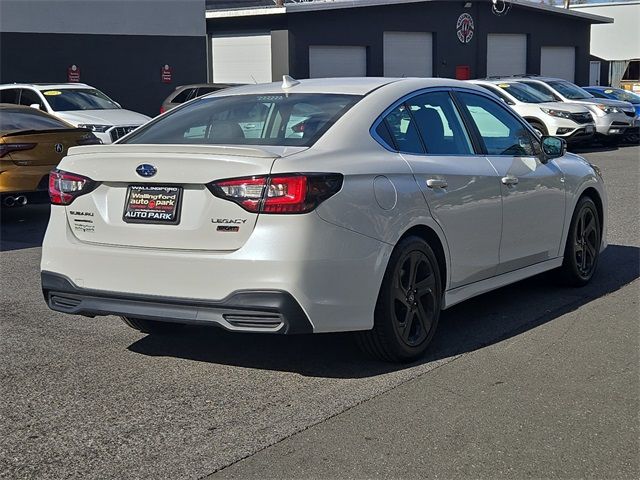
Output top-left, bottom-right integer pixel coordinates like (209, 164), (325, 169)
(357, 236), (442, 362)
(559, 196), (601, 286)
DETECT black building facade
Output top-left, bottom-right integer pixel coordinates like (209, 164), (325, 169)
(205, 0), (610, 86)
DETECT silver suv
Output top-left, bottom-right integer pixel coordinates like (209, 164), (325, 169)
(507, 76), (635, 145)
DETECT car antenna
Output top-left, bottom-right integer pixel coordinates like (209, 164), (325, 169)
(250, 74), (258, 85)
(282, 75), (300, 89)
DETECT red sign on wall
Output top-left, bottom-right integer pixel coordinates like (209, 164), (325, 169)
(456, 65), (471, 80)
(161, 64), (172, 83)
(67, 65), (80, 82)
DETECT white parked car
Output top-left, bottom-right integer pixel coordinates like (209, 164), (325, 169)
(505, 76), (635, 146)
(469, 79), (595, 144)
(0, 83), (151, 144)
(41, 77), (607, 362)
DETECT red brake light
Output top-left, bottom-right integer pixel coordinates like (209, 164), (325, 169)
(207, 173), (342, 214)
(160, 106), (166, 114)
(0, 143), (36, 158)
(49, 169), (98, 205)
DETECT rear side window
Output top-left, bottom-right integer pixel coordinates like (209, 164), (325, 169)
(0, 110), (70, 131)
(456, 92), (539, 157)
(0, 89), (19, 104)
(124, 93), (360, 147)
(171, 89), (194, 104)
(196, 87), (219, 97)
(405, 91), (473, 155)
(382, 104), (424, 155)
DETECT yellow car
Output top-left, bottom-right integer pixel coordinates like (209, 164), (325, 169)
(1, 104), (100, 207)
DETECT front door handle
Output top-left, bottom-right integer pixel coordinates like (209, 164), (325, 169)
(426, 178), (448, 189)
(501, 176), (519, 186)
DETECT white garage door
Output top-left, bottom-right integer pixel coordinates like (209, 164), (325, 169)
(384, 32), (433, 77)
(211, 34), (272, 84)
(309, 46), (367, 78)
(487, 34), (527, 77)
(541, 46), (575, 82)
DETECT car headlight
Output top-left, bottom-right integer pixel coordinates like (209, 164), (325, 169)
(77, 124), (112, 133)
(541, 108), (572, 119)
(589, 104), (621, 116)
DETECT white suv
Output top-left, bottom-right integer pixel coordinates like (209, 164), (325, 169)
(0, 83), (151, 144)
(470, 79), (595, 144)
(507, 77), (635, 145)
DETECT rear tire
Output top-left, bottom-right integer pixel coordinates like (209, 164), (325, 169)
(557, 196), (601, 287)
(121, 316), (187, 335)
(356, 236), (442, 363)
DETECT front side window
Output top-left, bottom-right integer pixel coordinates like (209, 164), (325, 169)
(457, 92), (539, 157)
(405, 91), (473, 155)
(124, 93), (359, 147)
(19, 89), (44, 108)
(41, 88), (121, 111)
(547, 81), (593, 100)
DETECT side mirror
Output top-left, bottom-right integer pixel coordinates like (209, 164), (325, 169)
(541, 136), (566, 161)
(29, 103), (41, 110)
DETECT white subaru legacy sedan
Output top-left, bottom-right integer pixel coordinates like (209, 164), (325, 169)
(41, 77), (607, 362)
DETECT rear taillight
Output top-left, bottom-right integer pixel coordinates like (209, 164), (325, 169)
(160, 106), (166, 114)
(76, 134), (102, 146)
(49, 169), (98, 205)
(0, 143), (36, 158)
(207, 173), (343, 214)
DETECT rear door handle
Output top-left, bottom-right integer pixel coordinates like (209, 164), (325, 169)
(426, 178), (448, 189)
(501, 176), (519, 186)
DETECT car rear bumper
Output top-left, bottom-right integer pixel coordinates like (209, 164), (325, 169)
(41, 207), (392, 333)
(42, 271), (313, 334)
(0, 163), (51, 195)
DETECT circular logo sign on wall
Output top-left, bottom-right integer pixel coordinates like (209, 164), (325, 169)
(456, 13), (474, 44)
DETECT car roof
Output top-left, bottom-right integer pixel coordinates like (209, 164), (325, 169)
(203, 77), (478, 98)
(0, 83), (93, 90)
(175, 83), (240, 89)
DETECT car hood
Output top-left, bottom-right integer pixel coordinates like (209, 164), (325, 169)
(570, 98), (635, 111)
(538, 102), (591, 113)
(54, 109), (151, 127)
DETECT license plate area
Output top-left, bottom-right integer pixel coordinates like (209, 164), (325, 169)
(123, 185), (183, 225)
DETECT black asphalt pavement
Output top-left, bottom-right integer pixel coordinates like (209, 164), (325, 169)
(1, 146), (638, 479)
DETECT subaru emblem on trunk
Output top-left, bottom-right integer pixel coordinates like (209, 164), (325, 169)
(54, 143), (64, 153)
(136, 164), (157, 177)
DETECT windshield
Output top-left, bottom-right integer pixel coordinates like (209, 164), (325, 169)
(548, 81), (594, 100)
(496, 83), (555, 103)
(605, 89), (640, 104)
(123, 93), (360, 147)
(41, 89), (120, 111)
(0, 110), (70, 131)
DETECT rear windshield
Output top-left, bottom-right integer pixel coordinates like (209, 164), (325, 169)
(548, 81), (593, 100)
(0, 110), (70, 131)
(496, 83), (555, 103)
(123, 93), (360, 147)
(42, 88), (120, 111)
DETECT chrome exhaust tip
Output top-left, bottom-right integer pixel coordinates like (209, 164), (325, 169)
(4, 196), (16, 207)
(15, 195), (28, 206)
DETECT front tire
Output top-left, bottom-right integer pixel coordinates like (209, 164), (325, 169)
(558, 196), (601, 286)
(357, 236), (442, 363)
(121, 316), (187, 335)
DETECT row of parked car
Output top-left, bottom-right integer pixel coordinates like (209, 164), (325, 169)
(0, 76), (638, 207)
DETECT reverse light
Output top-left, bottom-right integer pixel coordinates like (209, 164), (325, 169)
(207, 173), (343, 214)
(49, 169), (98, 205)
(541, 108), (572, 119)
(77, 124), (112, 133)
(0, 143), (36, 158)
